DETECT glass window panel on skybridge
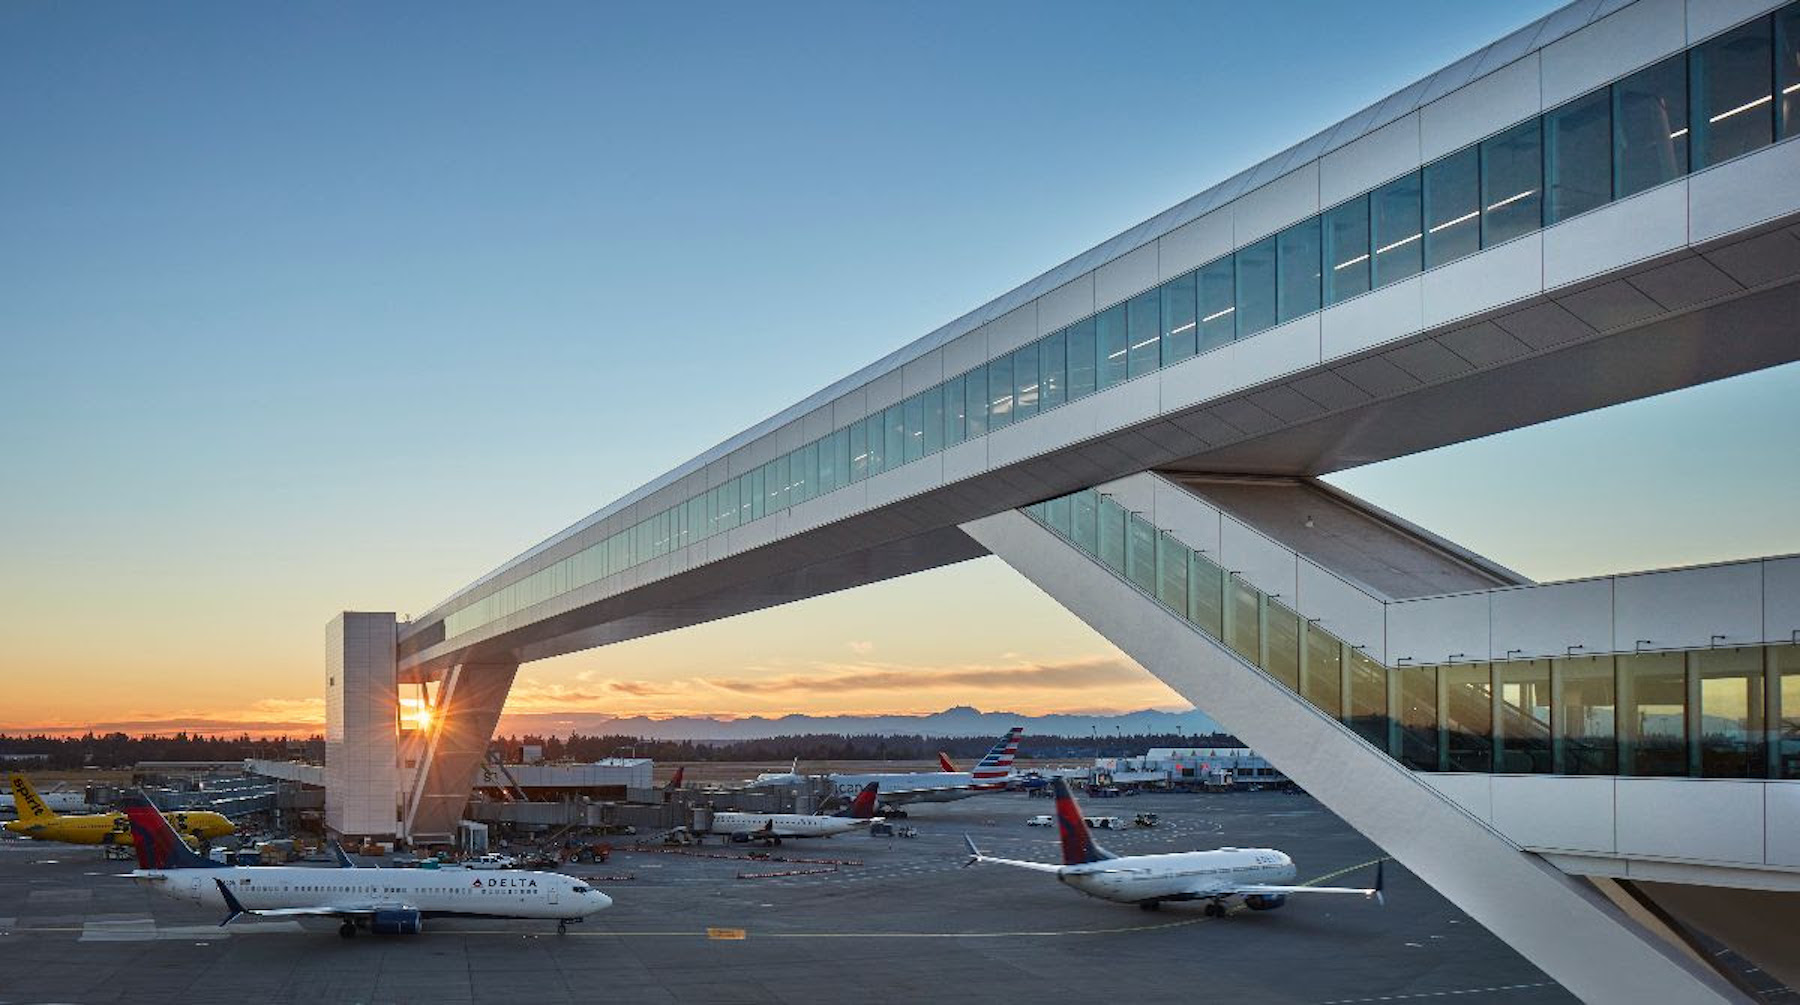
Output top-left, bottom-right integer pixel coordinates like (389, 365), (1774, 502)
(1423, 146), (1480, 268)
(1621, 652), (1688, 777)
(1481, 119), (1543, 246)
(1546, 88), (1612, 224)
(1371, 172), (1422, 287)
(1197, 257), (1235, 353)
(1782, 4), (1800, 140)
(1096, 303), (1128, 391)
(1322, 195), (1370, 306)
(1160, 271), (1197, 364)
(1614, 54), (1689, 198)
(1556, 656), (1617, 775)
(1234, 236), (1277, 337)
(1127, 289), (1161, 378)
(1692, 15), (1775, 168)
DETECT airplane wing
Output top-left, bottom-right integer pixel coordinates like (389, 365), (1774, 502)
(213, 879), (402, 926)
(962, 835), (1061, 874)
(1227, 861), (1385, 903)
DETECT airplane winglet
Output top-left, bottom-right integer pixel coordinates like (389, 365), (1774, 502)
(1374, 860), (1386, 907)
(328, 840), (357, 869)
(962, 834), (981, 868)
(213, 878), (247, 927)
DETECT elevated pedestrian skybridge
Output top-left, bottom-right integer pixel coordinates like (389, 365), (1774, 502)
(399, 0), (1800, 680)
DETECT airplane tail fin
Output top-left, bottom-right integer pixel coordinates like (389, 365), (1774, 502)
(836, 781), (881, 819)
(120, 792), (225, 870)
(937, 752), (957, 772)
(971, 727), (1024, 783)
(1051, 777), (1113, 865)
(664, 766), (685, 792)
(328, 840), (357, 868)
(9, 774), (58, 824)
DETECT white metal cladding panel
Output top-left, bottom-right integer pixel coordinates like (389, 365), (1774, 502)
(1233, 163), (1320, 246)
(1094, 243), (1159, 311)
(1541, 0), (1686, 108)
(1236, 314), (1321, 385)
(985, 302), (1038, 359)
(1420, 53), (1544, 164)
(1689, 139), (1800, 243)
(831, 385), (868, 430)
(900, 348), (944, 396)
(1421, 773), (1496, 825)
(865, 368), (904, 413)
(942, 328), (986, 379)
(1613, 562), (1764, 651)
(1151, 477), (1223, 555)
(1099, 473), (1157, 517)
(1158, 343), (1241, 414)
(1764, 557), (1800, 643)
(1319, 113), (1423, 209)
(1489, 578), (1615, 659)
(772, 418), (803, 455)
(1768, 783), (1800, 867)
(1156, 210), (1232, 281)
(1090, 374), (1162, 436)
(1422, 232), (1545, 329)
(1687, 0), (1785, 42)
(865, 453), (943, 511)
(1616, 778), (1766, 865)
(1219, 515), (1298, 603)
(1388, 592), (1491, 665)
(1320, 275), (1426, 362)
(1491, 775), (1617, 853)
(940, 436), (987, 485)
(1296, 559), (1388, 659)
(1543, 181), (1690, 289)
(1037, 273), (1095, 335)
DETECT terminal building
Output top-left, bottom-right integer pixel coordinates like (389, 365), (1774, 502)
(328, 1), (1800, 1000)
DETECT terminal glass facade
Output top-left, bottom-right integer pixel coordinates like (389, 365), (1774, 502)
(439, 7), (1800, 643)
(1025, 485), (1798, 780)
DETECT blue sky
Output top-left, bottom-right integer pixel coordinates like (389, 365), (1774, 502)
(4, 2), (1796, 730)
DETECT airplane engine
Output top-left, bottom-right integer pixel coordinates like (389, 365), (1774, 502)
(371, 909), (424, 935)
(1243, 894), (1287, 911)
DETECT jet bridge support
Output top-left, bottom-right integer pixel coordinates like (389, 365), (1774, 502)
(400, 661), (518, 845)
(960, 501), (1748, 1005)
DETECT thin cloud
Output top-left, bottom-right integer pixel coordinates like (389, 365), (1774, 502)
(701, 656), (1148, 695)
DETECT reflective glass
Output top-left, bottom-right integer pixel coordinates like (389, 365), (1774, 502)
(848, 416), (869, 482)
(903, 395), (924, 463)
(1695, 647), (1765, 777)
(1481, 120), (1542, 246)
(987, 353), (1014, 430)
(1347, 651), (1387, 747)
(748, 467), (765, 521)
(1265, 600), (1302, 692)
(943, 374), (966, 447)
(1071, 489), (1099, 555)
(1039, 331), (1067, 410)
(1066, 318), (1097, 400)
(1556, 656), (1617, 774)
(1301, 623), (1343, 719)
(1620, 653), (1686, 776)
(964, 364), (988, 438)
(1013, 344), (1039, 422)
(1045, 493), (1072, 536)
(799, 442), (819, 501)
(1442, 663), (1493, 771)
(1423, 147), (1480, 267)
(884, 404), (905, 471)
(864, 415), (885, 475)
(1371, 172), (1423, 287)
(1323, 196), (1370, 305)
(1125, 513), (1157, 594)
(1225, 577), (1260, 664)
(1097, 495), (1127, 573)
(1614, 54), (1689, 198)
(1691, 16), (1774, 168)
(1397, 666), (1439, 770)
(1780, 645), (1800, 779)
(1234, 237), (1277, 337)
(1545, 88), (1612, 223)
(1127, 290), (1161, 377)
(1160, 272), (1197, 363)
(818, 434), (838, 495)
(921, 386), (944, 455)
(1187, 551), (1224, 637)
(1497, 659), (1553, 772)
(1096, 303), (1128, 389)
(1275, 217), (1322, 322)
(1782, 4), (1800, 140)
(1155, 533), (1188, 613)
(1197, 257), (1235, 352)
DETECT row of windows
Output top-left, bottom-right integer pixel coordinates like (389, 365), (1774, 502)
(1025, 488), (1800, 780)
(442, 6), (1800, 640)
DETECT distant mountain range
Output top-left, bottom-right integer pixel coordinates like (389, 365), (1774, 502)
(494, 705), (1225, 741)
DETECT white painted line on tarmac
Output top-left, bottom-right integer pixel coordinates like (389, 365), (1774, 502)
(1312, 981), (1559, 1004)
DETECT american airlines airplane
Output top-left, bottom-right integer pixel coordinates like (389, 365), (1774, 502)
(704, 781), (882, 843)
(965, 777), (1382, 915)
(120, 794), (612, 936)
(751, 727), (1024, 809)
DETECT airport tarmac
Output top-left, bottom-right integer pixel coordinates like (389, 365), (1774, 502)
(0, 790), (1578, 1004)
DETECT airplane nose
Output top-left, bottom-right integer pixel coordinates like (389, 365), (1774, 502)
(588, 891), (613, 912)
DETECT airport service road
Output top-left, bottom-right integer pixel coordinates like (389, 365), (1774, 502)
(0, 792), (1575, 1005)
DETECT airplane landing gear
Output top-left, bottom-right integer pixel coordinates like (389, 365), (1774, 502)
(1137, 900), (1161, 912)
(339, 921), (357, 939)
(1203, 902), (1226, 918)
(557, 920), (568, 935)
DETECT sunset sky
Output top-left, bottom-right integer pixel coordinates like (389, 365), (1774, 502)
(5, 2), (1798, 737)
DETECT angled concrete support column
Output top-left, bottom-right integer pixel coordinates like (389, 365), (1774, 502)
(963, 509), (1747, 1005)
(401, 662), (517, 844)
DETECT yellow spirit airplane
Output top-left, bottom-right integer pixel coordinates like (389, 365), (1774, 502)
(3, 774), (234, 848)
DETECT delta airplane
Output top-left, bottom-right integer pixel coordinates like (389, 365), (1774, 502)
(120, 794), (612, 936)
(704, 781), (882, 843)
(751, 727), (1024, 809)
(965, 777), (1383, 915)
(3, 775), (233, 848)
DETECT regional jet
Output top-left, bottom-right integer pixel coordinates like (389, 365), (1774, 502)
(120, 793), (612, 936)
(964, 777), (1383, 915)
(751, 727), (1024, 810)
(704, 781), (882, 844)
